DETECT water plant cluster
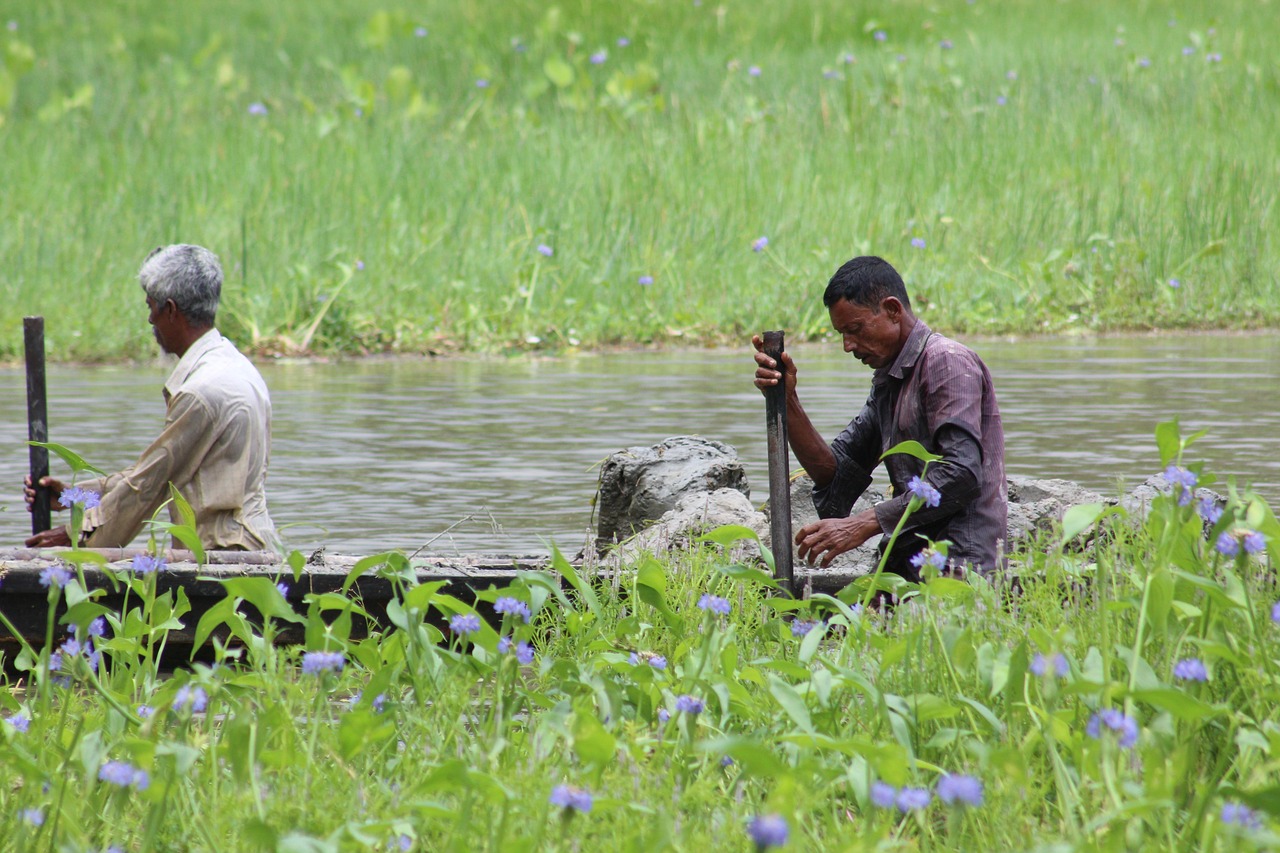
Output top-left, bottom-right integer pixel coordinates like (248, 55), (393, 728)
(1, 0), (1276, 360)
(2, 423), (1279, 850)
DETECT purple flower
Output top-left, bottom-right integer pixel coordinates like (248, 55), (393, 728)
(4, 711), (31, 732)
(514, 641), (535, 665)
(996, 95), (1007, 106)
(896, 787), (932, 812)
(22, 808), (44, 826)
(675, 694), (705, 714)
(1197, 497), (1222, 523)
(1173, 658), (1208, 682)
(1244, 531), (1266, 554)
(910, 237), (926, 249)
(1006, 70), (1018, 80)
(873, 30), (887, 42)
(173, 685), (208, 713)
(870, 781), (897, 808)
(1086, 709), (1139, 748)
(397, 835), (413, 851)
(907, 476), (941, 508)
(1030, 652), (1069, 678)
(475, 78), (490, 88)
(5, 20), (16, 32)
(790, 620), (822, 638)
(549, 784), (593, 813)
(450, 613), (482, 635)
(247, 102), (268, 116)
(1221, 802), (1263, 830)
(494, 597), (532, 623)
(131, 554), (167, 575)
(630, 651), (667, 669)
(1162, 464), (1198, 505)
(590, 51), (607, 65)
(657, 708), (670, 723)
(137, 705), (154, 719)
(414, 27), (428, 38)
(301, 650), (345, 675)
(1168, 278), (1182, 288)
(1206, 53), (1222, 63)
(720, 755), (734, 767)
(1215, 529), (1264, 558)
(698, 594), (731, 615)
(823, 70), (840, 80)
(99, 760), (149, 790)
(58, 486), (100, 509)
(843, 53), (856, 64)
(1272, 601), (1280, 624)
(276, 582), (289, 598)
(936, 773), (984, 807)
(1138, 57), (1151, 68)
(748, 65), (761, 77)
(910, 548), (947, 572)
(88, 617), (106, 637)
(638, 275), (654, 286)
(751, 236), (769, 252)
(1216, 532), (1240, 557)
(617, 37), (630, 47)
(1182, 46), (1195, 56)
(747, 814), (789, 848)
(39, 564), (72, 589)
(536, 243), (553, 257)
(940, 39), (953, 50)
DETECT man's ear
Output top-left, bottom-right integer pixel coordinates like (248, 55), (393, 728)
(881, 296), (904, 319)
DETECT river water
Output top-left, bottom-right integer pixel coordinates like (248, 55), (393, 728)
(2, 332), (1276, 555)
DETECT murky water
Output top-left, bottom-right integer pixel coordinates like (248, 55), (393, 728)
(2, 332), (1277, 554)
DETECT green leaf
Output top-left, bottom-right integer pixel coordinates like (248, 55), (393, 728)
(1154, 420), (1181, 467)
(544, 57), (575, 88)
(572, 712), (617, 766)
(1060, 503), (1103, 545)
(635, 558), (682, 629)
(27, 440), (106, 476)
(767, 674), (814, 733)
(220, 577), (305, 625)
(552, 545), (601, 618)
(1127, 688), (1220, 722)
(342, 551), (400, 593)
(700, 525), (761, 549)
(698, 736), (786, 777)
(880, 440), (943, 464)
(713, 562), (778, 588)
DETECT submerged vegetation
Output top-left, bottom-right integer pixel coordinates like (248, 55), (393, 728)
(1, 0), (1278, 360)
(2, 423), (1279, 850)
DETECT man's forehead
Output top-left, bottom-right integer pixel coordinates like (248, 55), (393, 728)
(830, 299), (881, 322)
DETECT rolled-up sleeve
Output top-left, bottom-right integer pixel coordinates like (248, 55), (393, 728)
(872, 424), (983, 536)
(812, 398), (881, 519)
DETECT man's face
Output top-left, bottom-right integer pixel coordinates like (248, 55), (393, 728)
(829, 297), (904, 370)
(146, 296), (174, 354)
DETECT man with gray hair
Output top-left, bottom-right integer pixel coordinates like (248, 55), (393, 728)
(24, 244), (281, 552)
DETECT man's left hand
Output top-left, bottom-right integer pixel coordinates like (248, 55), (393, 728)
(25, 527), (72, 548)
(795, 510), (882, 567)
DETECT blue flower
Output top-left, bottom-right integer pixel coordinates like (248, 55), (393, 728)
(630, 651), (667, 669)
(549, 784), (593, 813)
(58, 486), (100, 509)
(137, 705), (154, 719)
(873, 30), (887, 42)
(1086, 709), (1139, 748)
(99, 760), (149, 790)
(276, 582), (289, 598)
(1206, 53), (1222, 63)
(88, 617), (106, 637)
(936, 773), (984, 807)
(21, 808), (44, 826)
(1182, 46), (1195, 56)
(698, 594), (731, 615)
(590, 51), (607, 65)
(1168, 278), (1182, 288)
(907, 476), (941, 508)
(301, 651), (345, 675)
(1221, 802), (1262, 830)
(4, 711), (31, 732)
(1162, 464), (1197, 505)
(657, 708), (670, 724)
(130, 554), (167, 575)
(39, 564), (72, 589)
(910, 548), (947, 572)
(748, 65), (762, 77)
(1030, 652), (1069, 678)
(996, 95), (1007, 106)
(617, 37), (630, 47)
(173, 684), (208, 713)
(1272, 602), (1280, 624)
(747, 814), (789, 848)
(1244, 531), (1267, 554)
(493, 597), (532, 623)
(536, 243), (553, 257)
(752, 236), (769, 252)
(638, 275), (654, 286)
(1197, 497), (1222, 524)
(449, 613), (482, 635)
(1216, 529), (1264, 558)
(1173, 658), (1208, 682)
(247, 102), (268, 116)
(870, 781), (897, 808)
(414, 27), (428, 38)
(910, 237), (926, 249)
(675, 694), (705, 714)
(475, 78), (490, 88)
(1138, 57), (1151, 67)
(720, 755), (734, 767)
(940, 39), (953, 49)
(896, 787), (932, 812)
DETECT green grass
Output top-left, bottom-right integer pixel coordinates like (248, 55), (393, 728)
(3, 424), (1280, 850)
(1, 0), (1277, 360)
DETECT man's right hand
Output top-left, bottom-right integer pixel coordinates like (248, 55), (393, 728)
(752, 334), (798, 396)
(24, 475), (66, 513)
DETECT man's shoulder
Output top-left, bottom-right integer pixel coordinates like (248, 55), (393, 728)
(180, 336), (270, 399)
(922, 330), (988, 367)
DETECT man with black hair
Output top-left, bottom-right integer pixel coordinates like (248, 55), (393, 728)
(753, 255), (1006, 581)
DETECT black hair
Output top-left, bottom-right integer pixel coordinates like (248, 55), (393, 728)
(822, 255), (911, 311)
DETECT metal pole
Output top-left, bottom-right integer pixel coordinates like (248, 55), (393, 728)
(762, 330), (794, 595)
(24, 317), (51, 535)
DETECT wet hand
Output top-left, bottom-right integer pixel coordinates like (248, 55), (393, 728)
(24, 475), (66, 512)
(751, 335), (797, 395)
(794, 513), (878, 568)
(25, 527), (72, 548)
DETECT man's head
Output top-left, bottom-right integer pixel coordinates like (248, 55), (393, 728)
(822, 256), (916, 370)
(138, 244), (222, 354)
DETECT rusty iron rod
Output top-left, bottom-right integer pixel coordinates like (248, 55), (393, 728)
(24, 317), (51, 536)
(762, 330), (794, 595)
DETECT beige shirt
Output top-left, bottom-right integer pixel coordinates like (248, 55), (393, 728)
(77, 329), (280, 552)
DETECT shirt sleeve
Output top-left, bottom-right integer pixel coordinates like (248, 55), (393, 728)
(80, 391), (221, 547)
(872, 423), (983, 537)
(812, 395), (881, 519)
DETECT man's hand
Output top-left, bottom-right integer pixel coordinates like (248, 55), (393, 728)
(25, 526), (72, 548)
(752, 334), (798, 397)
(24, 475), (66, 513)
(795, 510), (882, 567)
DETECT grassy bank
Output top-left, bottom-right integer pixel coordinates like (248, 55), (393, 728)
(1, 0), (1277, 360)
(2, 424), (1280, 850)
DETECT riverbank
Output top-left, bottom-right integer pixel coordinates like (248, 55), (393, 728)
(2, 0), (1277, 362)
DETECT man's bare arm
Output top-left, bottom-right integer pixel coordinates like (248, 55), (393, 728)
(752, 335), (837, 486)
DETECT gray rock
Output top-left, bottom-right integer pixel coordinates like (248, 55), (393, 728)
(610, 488), (767, 564)
(1006, 476), (1107, 546)
(595, 436), (750, 549)
(1117, 474), (1225, 536)
(761, 474), (884, 584)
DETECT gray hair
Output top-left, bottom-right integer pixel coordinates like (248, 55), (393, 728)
(138, 244), (222, 326)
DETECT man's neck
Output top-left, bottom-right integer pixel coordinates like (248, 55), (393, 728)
(169, 325), (214, 359)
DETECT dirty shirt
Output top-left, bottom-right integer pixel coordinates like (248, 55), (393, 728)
(78, 329), (281, 552)
(812, 321), (1007, 579)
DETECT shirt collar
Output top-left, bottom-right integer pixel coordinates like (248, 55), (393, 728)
(164, 328), (222, 400)
(875, 320), (932, 383)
